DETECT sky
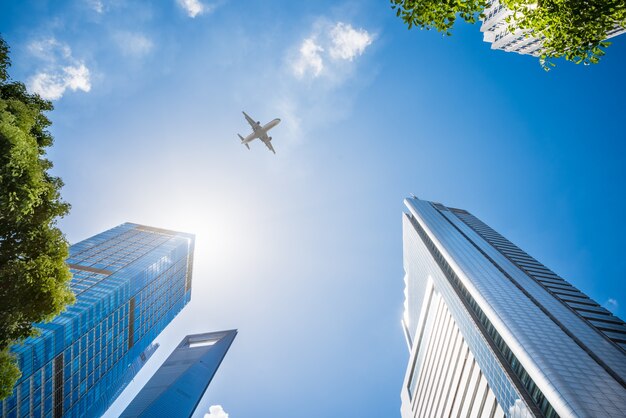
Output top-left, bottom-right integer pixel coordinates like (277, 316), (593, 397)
(1, 1), (626, 417)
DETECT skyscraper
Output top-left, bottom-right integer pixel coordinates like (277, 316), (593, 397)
(120, 330), (237, 418)
(480, 0), (625, 57)
(1, 223), (195, 418)
(400, 197), (626, 418)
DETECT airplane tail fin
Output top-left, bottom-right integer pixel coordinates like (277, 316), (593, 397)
(238, 134), (250, 150)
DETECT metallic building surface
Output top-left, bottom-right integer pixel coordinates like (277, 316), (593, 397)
(120, 330), (237, 418)
(1, 223), (195, 418)
(400, 197), (626, 418)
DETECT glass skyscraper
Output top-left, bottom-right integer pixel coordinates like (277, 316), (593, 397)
(1, 223), (195, 418)
(120, 330), (237, 418)
(400, 197), (626, 418)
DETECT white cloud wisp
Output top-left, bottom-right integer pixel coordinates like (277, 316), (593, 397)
(177, 0), (211, 18)
(86, 0), (104, 13)
(605, 298), (619, 312)
(292, 38), (324, 79)
(329, 22), (373, 61)
(290, 21), (373, 80)
(204, 405), (229, 418)
(114, 31), (154, 57)
(27, 38), (91, 100)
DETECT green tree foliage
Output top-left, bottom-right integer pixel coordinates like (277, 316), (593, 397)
(391, 0), (489, 35)
(503, 0), (626, 67)
(0, 36), (74, 399)
(391, 0), (626, 67)
(0, 349), (20, 399)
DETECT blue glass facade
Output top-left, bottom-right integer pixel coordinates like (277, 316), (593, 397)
(1, 223), (194, 418)
(120, 330), (237, 418)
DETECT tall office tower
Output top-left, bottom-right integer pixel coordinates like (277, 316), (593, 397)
(1, 223), (195, 418)
(480, 0), (625, 57)
(400, 197), (626, 418)
(120, 330), (237, 418)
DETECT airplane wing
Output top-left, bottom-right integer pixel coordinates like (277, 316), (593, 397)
(242, 111), (261, 132)
(260, 133), (276, 154)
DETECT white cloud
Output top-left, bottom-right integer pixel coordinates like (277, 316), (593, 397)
(204, 405), (228, 418)
(292, 38), (324, 78)
(63, 64), (91, 92)
(329, 23), (373, 61)
(86, 0), (104, 13)
(27, 38), (91, 100)
(177, 0), (212, 18)
(289, 21), (373, 80)
(605, 298), (619, 312)
(29, 64), (91, 100)
(114, 32), (154, 57)
(28, 38), (71, 62)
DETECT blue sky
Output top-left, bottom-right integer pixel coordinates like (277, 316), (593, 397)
(2, 0), (626, 417)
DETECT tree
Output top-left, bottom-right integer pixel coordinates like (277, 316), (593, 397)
(390, 0), (626, 67)
(0, 35), (74, 399)
(391, 0), (489, 35)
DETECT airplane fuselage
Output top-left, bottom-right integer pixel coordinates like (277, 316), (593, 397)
(238, 111), (280, 153)
(242, 118), (281, 144)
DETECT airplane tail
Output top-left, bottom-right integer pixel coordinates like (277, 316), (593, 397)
(237, 134), (250, 150)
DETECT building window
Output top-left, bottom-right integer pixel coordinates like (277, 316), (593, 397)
(53, 354), (64, 418)
(128, 297), (136, 349)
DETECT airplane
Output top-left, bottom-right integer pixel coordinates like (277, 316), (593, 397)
(237, 111), (281, 154)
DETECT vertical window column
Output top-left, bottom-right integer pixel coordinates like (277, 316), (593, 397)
(128, 297), (136, 349)
(53, 354), (64, 418)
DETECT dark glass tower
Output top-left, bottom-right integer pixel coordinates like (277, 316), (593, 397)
(1, 223), (195, 418)
(401, 197), (626, 418)
(120, 330), (237, 418)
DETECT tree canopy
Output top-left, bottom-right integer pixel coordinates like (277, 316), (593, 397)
(391, 0), (626, 67)
(0, 36), (74, 399)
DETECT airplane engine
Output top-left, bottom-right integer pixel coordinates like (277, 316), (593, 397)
(257, 121), (260, 124)
(268, 137), (272, 141)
